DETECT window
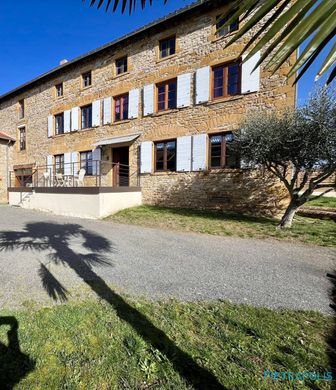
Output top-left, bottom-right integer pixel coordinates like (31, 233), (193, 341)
(82, 71), (92, 88)
(81, 104), (92, 129)
(212, 61), (241, 99)
(159, 36), (176, 58)
(155, 140), (176, 171)
(216, 13), (239, 37)
(19, 127), (26, 151)
(157, 79), (177, 111)
(80, 151), (93, 176)
(19, 99), (24, 119)
(115, 56), (128, 75)
(54, 154), (64, 174)
(55, 113), (64, 135)
(114, 93), (129, 121)
(15, 168), (32, 187)
(209, 132), (240, 169)
(56, 83), (63, 97)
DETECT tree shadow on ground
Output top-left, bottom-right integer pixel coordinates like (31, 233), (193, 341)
(0, 222), (225, 389)
(0, 316), (35, 390)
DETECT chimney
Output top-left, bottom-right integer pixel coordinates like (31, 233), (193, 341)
(59, 59), (68, 66)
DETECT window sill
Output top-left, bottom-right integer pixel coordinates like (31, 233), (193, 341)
(207, 95), (244, 106)
(152, 170), (178, 176)
(210, 30), (238, 44)
(81, 85), (92, 91)
(209, 167), (243, 173)
(152, 108), (179, 117)
(112, 119), (131, 125)
(111, 71), (130, 80)
(156, 53), (177, 64)
(53, 133), (66, 138)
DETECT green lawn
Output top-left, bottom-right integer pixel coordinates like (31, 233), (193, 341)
(0, 298), (334, 389)
(107, 206), (336, 247)
(307, 197), (336, 208)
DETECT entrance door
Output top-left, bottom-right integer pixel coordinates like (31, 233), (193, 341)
(112, 146), (129, 186)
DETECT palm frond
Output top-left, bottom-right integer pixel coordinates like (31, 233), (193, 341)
(84, 0), (162, 14)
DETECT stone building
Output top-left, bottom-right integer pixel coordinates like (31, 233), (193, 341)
(0, 0), (295, 215)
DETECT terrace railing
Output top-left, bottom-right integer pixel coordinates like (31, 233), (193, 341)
(8, 160), (140, 189)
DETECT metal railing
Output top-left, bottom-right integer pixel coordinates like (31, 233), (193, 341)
(8, 160), (140, 189)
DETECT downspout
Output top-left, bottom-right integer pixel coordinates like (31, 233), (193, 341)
(6, 139), (10, 201)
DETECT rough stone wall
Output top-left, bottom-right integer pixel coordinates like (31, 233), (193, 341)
(0, 140), (13, 202)
(0, 3), (296, 212)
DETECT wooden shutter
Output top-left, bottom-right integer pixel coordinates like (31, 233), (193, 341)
(64, 110), (71, 133)
(195, 66), (210, 104)
(46, 155), (54, 177)
(140, 141), (153, 173)
(242, 51), (261, 93)
(129, 89), (139, 119)
(64, 152), (72, 175)
(176, 136), (192, 171)
(71, 152), (78, 174)
(92, 100), (101, 127)
(92, 148), (101, 176)
(103, 97), (112, 125)
(47, 115), (53, 138)
(192, 134), (208, 171)
(177, 73), (192, 108)
(71, 107), (79, 131)
(143, 84), (154, 116)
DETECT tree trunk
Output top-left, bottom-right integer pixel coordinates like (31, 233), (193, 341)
(277, 201), (300, 229)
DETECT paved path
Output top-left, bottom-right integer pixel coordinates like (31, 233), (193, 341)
(0, 205), (334, 313)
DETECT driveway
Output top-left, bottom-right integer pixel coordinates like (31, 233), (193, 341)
(0, 205), (334, 313)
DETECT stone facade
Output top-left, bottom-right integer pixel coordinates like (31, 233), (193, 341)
(0, 1), (296, 213)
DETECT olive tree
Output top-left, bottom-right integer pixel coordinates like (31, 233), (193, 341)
(235, 88), (336, 228)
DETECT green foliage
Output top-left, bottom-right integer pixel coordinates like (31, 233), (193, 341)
(108, 205), (336, 247)
(0, 298), (333, 389)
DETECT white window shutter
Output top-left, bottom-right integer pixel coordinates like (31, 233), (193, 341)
(176, 136), (192, 171)
(92, 148), (101, 176)
(71, 152), (79, 174)
(64, 110), (71, 133)
(64, 152), (72, 175)
(71, 107), (79, 131)
(242, 51), (261, 93)
(103, 97), (112, 125)
(129, 89), (139, 119)
(140, 141), (153, 173)
(143, 84), (154, 116)
(192, 134), (208, 171)
(47, 115), (53, 138)
(92, 100), (101, 127)
(177, 73), (192, 108)
(46, 155), (54, 177)
(195, 66), (210, 104)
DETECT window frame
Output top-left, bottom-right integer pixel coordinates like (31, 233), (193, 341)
(55, 113), (64, 135)
(55, 83), (63, 97)
(80, 150), (93, 176)
(156, 78), (177, 112)
(82, 71), (92, 88)
(215, 14), (239, 38)
(81, 104), (93, 129)
(18, 126), (26, 151)
(211, 60), (242, 100)
(114, 93), (129, 122)
(159, 36), (176, 59)
(154, 139), (177, 172)
(209, 132), (240, 169)
(115, 56), (128, 75)
(54, 154), (64, 174)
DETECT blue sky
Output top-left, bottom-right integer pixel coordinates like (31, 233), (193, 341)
(0, 0), (333, 103)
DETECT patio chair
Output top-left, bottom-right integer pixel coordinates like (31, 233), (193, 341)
(43, 172), (50, 187)
(74, 169), (86, 187)
(55, 173), (65, 187)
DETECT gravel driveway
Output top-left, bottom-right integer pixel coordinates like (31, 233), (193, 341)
(0, 205), (334, 313)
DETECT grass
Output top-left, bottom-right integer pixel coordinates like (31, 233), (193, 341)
(0, 298), (334, 389)
(307, 197), (336, 209)
(107, 206), (336, 247)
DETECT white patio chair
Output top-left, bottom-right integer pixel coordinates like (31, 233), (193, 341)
(55, 173), (65, 187)
(74, 169), (86, 187)
(43, 172), (50, 187)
